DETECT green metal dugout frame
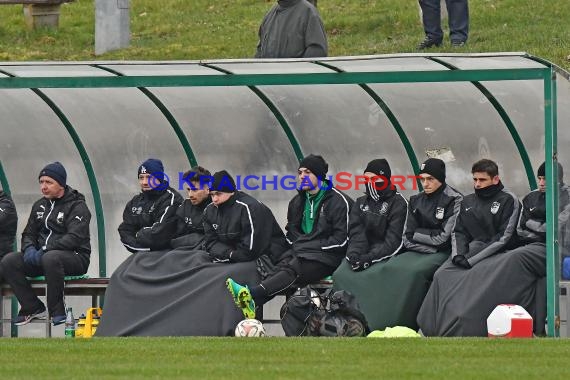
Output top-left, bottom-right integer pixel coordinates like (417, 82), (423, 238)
(0, 65), (560, 336)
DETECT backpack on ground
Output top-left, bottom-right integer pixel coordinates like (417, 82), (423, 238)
(280, 287), (369, 337)
(279, 287), (319, 336)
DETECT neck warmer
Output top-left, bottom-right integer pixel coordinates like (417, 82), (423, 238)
(366, 181), (394, 201)
(474, 181), (504, 199)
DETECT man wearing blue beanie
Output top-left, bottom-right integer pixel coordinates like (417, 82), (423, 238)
(118, 158), (183, 253)
(1, 162), (91, 326)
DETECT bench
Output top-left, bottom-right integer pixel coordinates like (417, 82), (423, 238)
(0, 0), (74, 29)
(0, 277), (109, 337)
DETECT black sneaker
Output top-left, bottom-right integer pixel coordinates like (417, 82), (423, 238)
(417, 36), (442, 50)
(13, 306), (47, 326)
(451, 41), (466, 48)
(52, 315), (67, 326)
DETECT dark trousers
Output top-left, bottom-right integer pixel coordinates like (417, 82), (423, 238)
(258, 256), (335, 303)
(419, 0), (469, 43)
(1, 250), (89, 317)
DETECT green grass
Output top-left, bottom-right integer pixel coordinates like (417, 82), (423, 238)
(0, 0), (568, 71)
(0, 337), (570, 379)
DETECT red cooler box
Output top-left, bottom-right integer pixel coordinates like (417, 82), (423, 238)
(487, 304), (533, 338)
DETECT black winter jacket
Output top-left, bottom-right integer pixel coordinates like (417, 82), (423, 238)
(203, 191), (288, 263)
(170, 197), (210, 249)
(0, 191), (17, 257)
(346, 188), (408, 264)
(21, 186), (91, 257)
(517, 185), (570, 245)
(286, 186), (353, 268)
(118, 186), (183, 253)
(403, 184), (463, 254)
(452, 182), (520, 267)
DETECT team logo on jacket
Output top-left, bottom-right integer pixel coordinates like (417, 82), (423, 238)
(435, 207), (445, 220)
(185, 217), (193, 226)
(213, 224), (218, 230)
(56, 212), (64, 224)
(149, 204), (155, 214)
(491, 201), (500, 215)
(379, 202), (389, 215)
(132, 206), (143, 215)
(37, 205), (45, 219)
(360, 204), (370, 212)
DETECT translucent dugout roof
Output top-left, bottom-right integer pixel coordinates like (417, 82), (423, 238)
(0, 53), (568, 279)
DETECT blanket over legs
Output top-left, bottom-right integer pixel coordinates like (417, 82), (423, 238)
(96, 249), (261, 336)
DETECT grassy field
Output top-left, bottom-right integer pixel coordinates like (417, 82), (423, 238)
(0, 0), (568, 71)
(0, 337), (569, 379)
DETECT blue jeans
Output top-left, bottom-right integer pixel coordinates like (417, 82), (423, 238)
(419, 0), (469, 43)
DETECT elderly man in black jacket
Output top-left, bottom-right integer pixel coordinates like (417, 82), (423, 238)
(1, 162), (91, 326)
(226, 154), (353, 319)
(118, 158), (183, 253)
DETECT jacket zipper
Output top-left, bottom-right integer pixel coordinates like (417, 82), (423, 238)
(42, 200), (55, 250)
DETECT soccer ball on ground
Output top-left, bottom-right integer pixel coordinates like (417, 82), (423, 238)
(235, 319), (266, 337)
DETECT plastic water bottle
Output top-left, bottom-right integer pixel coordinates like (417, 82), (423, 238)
(64, 307), (75, 338)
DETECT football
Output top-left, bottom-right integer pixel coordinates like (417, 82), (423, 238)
(235, 319), (266, 337)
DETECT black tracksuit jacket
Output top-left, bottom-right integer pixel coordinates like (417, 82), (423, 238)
(403, 184), (463, 254)
(203, 191), (288, 263)
(170, 197), (210, 250)
(345, 188), (408, 263)
(0, 191), (17, 257)
(118, 186), (183, 253)
(517, 184), (570, 246)
(21, 186), (91, 258)
(452, 182), (520, 267)
(286, 186), (353, 268)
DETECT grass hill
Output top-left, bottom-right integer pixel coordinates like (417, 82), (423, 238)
(0, 0), (568, 71)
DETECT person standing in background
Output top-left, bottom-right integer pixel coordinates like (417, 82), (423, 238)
(417, 0), (468, 49)
(255, 0), (327, 58)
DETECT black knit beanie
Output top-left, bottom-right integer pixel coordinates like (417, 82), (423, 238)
(538, 162), (564, 182)
(419, 158), (446, 184)
(299, 154), (328, 180)
(210, 170), (236, 193)
(39, 162), (67, 187)
(364, 158), (391, 181)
